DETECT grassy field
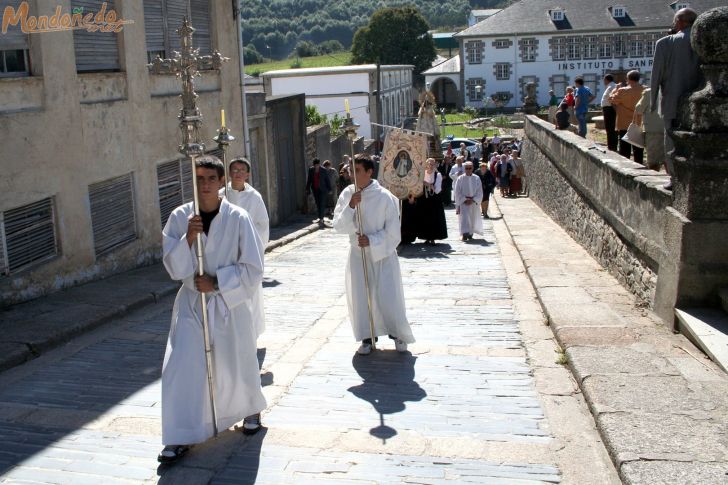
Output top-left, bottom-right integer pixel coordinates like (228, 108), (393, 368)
(441, 125), (501, 139)
(245, 51), (353, 75)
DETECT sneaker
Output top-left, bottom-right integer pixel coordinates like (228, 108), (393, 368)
(357, 342), (372, 355)
(395, 339), (408, 352)
(242, 413), (262, 435)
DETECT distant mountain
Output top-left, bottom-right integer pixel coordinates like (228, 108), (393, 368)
(241, 0), (513, 60)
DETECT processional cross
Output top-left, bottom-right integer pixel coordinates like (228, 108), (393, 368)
(149, 18), (228, 437)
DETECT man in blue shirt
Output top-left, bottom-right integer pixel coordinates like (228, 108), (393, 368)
(574, 77), (595, 138)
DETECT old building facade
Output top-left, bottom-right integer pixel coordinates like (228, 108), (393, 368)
(0, 1), (248, 305)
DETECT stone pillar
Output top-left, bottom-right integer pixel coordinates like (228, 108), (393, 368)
(654, 7), (728, 324)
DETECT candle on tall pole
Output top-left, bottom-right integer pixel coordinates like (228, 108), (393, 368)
(342, 106), (376, 349)
(215, 109), (235, 199)
(149, 17), (229, 437)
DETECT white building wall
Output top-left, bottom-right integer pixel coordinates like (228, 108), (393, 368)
(271, 72), (370, 96)
(462, 30), (663, 109)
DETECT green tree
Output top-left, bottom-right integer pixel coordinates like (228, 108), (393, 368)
(243, 45), (264, 65)
(351, 6), (436, 75)
(294, 40), (320, 58)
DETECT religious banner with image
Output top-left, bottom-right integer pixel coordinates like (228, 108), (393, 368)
(379, 128), (429, 199)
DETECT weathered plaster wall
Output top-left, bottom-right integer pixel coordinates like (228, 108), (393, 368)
(521, 116), (672, 304)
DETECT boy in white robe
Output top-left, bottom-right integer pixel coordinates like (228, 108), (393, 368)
(159, 156), (267, 463)
(454, 161), (484, 241)
(333, 156), (415, 355)
(220, 157), (269, 338)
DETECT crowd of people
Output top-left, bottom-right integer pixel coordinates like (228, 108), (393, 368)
(549, 7), (700, 190)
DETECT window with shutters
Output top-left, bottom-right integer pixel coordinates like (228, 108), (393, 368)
(157, 158), (193, 227)
(72, 1), (121, 72)
(0, 0), (30, 77)
(89, 173), (137, 256)
(144, 0), (212, 64)
(0, 198), (58, 275)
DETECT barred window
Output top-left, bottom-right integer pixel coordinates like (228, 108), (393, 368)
(0, 198), (58, 275)
(551, 75), (568, 98)
(644, 32), (661, 57)
(465, 78), (485, 101)
(493, 39), (511, 49)
(157, 159), (193, 227)
(551, 37), (566, 61)
(599, 35), (613, 58)
(466, 41), (484, 64)
(583, 36), (598, 59)
(0, 0), (31, 77)
(614, 34), (628, 58)
(566, 37), (581, 60)
(629, 34), (644, 58)
(494, 63), (511, 80)
(144, 0), (212, 64)
(519, 38), (538, 62)
(89, 174), (137, 257)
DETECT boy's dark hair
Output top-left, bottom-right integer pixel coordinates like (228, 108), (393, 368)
(574, 77), (584, 86)
(354, 155), (375, 172)
(559, 103), (568, 111)
(604, 74), (614, 82)
(196, 155), (225, 178)
(312, 158), (321, 165)
(230, 157), (251, 172)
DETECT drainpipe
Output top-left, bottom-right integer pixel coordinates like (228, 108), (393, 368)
(235, 0), (251, 157)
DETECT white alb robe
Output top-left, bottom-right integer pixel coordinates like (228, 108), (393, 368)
(454, 175), (484, 235)
(161, 199), (267, 445)
(221, 183), (269, 337)
(333, 180), (415, 344)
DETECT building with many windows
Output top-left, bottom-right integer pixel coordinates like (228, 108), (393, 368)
(453, 0), (723, 109)
(0, 1), (247, 305)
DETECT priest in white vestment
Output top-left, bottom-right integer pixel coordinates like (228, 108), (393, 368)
(454, 161), (484, 241)
(159, 156), (267, 463)
(220, 157), (269, 338)
(333, 156), (415, 355)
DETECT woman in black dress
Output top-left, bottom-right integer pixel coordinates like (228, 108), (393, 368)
(417, 158), (448, 245)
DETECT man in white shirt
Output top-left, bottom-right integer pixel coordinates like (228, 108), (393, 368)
(221, 157), (269, 339)
(453, 161), (483, 241)
(601, 74), (618, 152)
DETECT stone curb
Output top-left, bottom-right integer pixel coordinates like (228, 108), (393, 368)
(0, 223), (323, 373)
(494, 196), (728, 484)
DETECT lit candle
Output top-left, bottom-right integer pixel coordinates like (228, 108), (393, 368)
(344, 98), (350, 115)
(221, 109), (225, 128)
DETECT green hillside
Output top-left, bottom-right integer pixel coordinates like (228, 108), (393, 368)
(245, 51), (353, 75)
(241, 0), (512, 61)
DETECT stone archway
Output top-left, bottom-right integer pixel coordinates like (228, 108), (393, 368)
(430, 77), (459, 109)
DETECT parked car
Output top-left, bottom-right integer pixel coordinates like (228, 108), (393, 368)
(441, 137), (478, 157)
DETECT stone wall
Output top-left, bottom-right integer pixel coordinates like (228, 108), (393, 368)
(521, 116), (671, 305)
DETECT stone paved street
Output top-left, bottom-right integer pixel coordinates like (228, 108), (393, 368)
(0, 208), (616, 484)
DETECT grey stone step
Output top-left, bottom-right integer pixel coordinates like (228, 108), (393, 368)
(675, 308), (728, 373)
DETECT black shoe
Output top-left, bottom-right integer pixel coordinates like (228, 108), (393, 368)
(242, 413), (262, 435)
(158, 445), (190, 463)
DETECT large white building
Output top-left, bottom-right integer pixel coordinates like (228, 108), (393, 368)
(453, 0), (723, 109)
(261, 64), (415, 139)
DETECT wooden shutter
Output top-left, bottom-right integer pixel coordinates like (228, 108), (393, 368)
(143, 0), (166, 57)
(157, 159), (193, 226)
(0, 219), (7, 275)
(72, 0), (120, 72)
(89, 173), (137, 256)
(2, 198), (58, 273)
(0, 0), (29, 50)
(190, 0), (211, 55)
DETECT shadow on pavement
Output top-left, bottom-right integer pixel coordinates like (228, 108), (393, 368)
(262, 278), (281, 288)
(347, 352), (426, 443)
(398, 243), (455, 259)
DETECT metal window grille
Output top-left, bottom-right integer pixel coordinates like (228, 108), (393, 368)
(1, 198), (58, 274)
(144, 0), (211, 62)
(72, 0), (121, 72)
(158, 159), (192, 227)
(89, 173), (137, 256)
(583, 36), (598, 59)
(566, 37), (581, 60)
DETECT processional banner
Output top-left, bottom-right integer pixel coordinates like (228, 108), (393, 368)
(379, 128), (429, 199)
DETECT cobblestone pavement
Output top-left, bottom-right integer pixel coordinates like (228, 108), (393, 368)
(0, 207), (616, 484)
